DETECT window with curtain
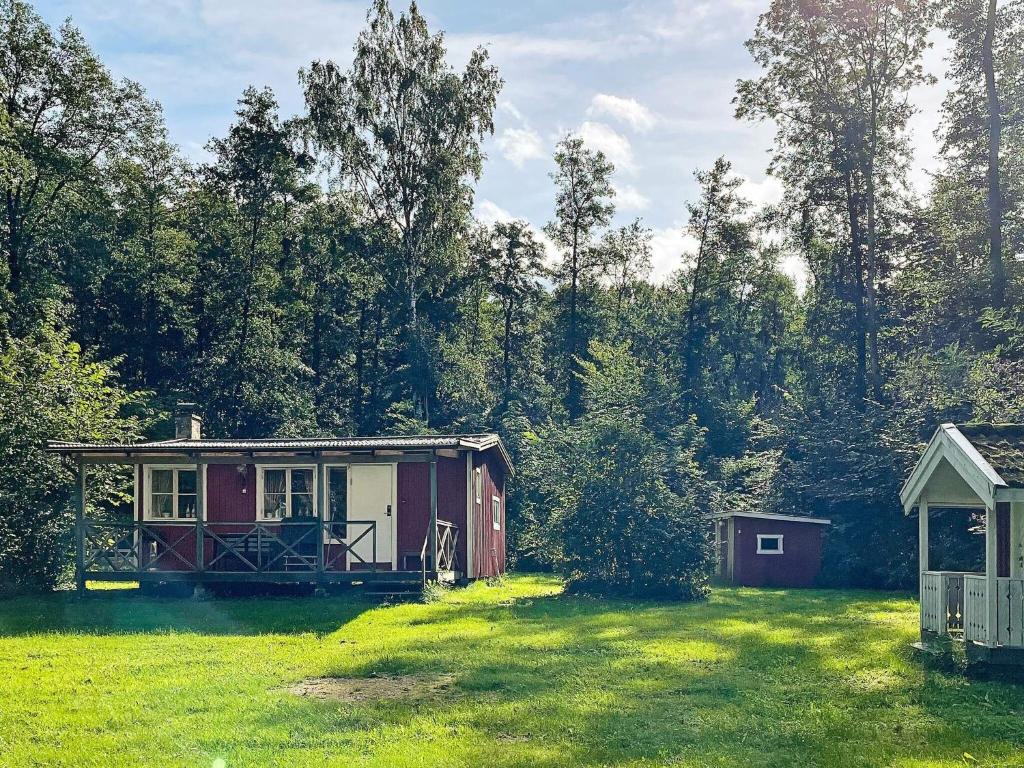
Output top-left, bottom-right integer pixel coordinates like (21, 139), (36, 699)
(261, 467), (315, 520)
(148, 468), (197, 520)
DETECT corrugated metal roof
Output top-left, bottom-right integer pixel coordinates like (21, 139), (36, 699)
(45, 433), (513, 471)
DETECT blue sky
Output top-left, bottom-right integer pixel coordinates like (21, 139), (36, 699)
(34, 0), (948, 284)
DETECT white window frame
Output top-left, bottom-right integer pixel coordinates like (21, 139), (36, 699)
(492, 495), (501, 531)
(143, 464), (205, 521)
(474, 467), (483, 505)
(756, 534), (784, 555)
(256, 465), (318, 521)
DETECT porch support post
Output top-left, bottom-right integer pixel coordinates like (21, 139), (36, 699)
(75, 460), (86, 596)
(429, 451), (438, 574)
(315, 457), (326, 579)
(919, 497), (929, 574)
(195, 459), (206, 575)
(919, 497), (928, 634)
(986, 503), (999, 647)
(1011, 501), (1024, 579)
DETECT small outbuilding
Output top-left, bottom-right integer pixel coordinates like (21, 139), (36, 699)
(714, 511), (831, 588)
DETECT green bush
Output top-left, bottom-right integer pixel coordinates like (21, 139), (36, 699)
(0, 320), (140, 594)
(530, 343), (714, 599)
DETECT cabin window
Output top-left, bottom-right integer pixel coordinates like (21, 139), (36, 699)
(474, 467), (482, 505)
(328, 466), (348, 525)
(259, 467), (316, 520)
(146, 467), (198, 520)
(492, 495), (501, 531)
(756, 534), (783, 554)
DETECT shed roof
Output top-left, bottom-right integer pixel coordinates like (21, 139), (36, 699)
(46, 433), (513, 473)
(899, 423), (1024, 512)
(712, 511), (831, 525)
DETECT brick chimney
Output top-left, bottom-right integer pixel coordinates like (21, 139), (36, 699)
(174, 403), (202, 440)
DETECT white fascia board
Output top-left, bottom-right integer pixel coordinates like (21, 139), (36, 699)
(900, 424), (1005, 513)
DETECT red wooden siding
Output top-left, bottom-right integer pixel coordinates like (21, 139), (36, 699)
(997, 502), (1011, 577)
(731, 517), (825, 588)
(397, 456), (469, 573)
(437, 455), (468, 573)
(131, 453), (502, 578)
(207, 464), (256, 522)
(472, 447), (506, 578)
(397, 462), (429, 569)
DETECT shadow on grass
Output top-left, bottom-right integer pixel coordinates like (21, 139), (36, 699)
(4, 579), (1024, 767)
(0, 587), (377, 637)
(273, 586), (1024, 767)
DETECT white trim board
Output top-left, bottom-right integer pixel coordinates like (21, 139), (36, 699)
(141, 464), (207, 521)
(756, 534), (784, 554)
(900, 424), (1005, 513)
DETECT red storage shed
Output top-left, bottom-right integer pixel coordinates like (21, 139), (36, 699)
(714, 512), (830, 588)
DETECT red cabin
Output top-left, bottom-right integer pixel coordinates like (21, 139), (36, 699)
(714, 512), (830, 588)
(49, 406), (512, 594)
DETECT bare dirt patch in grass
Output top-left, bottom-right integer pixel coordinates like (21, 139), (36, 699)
(287, 673), (456, 703)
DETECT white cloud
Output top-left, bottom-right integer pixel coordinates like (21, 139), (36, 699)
(779, 252), (809, 295)
(495, 127), (545, 168)
(475, 199), (516, 226)
(613, 184), (650, 211)
(588, 93), (657, 132)
(473, 199), (560, 267)
(578, 121), (635, 173)
(737, 173), (785, 211)
(648, 226), (699, 282)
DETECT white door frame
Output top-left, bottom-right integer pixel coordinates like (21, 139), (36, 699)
(322, 463), (397, 569)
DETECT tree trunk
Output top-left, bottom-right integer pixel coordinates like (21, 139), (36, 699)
(567, 227), (582, 417)
(844, 169), (868, 408)
(983, 0), (1005, 308)
(503, 299), (513, 399)
(683, 195), (715, 403)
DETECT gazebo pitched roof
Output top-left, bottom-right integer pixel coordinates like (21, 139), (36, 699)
(900, 423), (1024, 512)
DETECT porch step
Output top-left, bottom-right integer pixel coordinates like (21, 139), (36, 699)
(364, 582), (424, 600)
(911, 641), (943, 656)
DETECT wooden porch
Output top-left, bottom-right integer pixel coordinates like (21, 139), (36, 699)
(77, 517), (461, 589)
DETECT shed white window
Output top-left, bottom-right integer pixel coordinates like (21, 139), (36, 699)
(756, 534), (784, 554)
(258, 467), (316, 520)
(145, 466), (199, 520)
(492, 495), (501, 531)
(474, 467), (482, 505)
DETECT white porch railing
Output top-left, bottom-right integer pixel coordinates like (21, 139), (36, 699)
(963, 574), (988, 643)
(942, 573), (1024, 647)
(996, 578), (1024, 647)
(920, 571), (946, 634)
(922, 572), (1024, 647)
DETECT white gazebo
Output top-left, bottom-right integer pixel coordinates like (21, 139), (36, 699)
(901, 423), (1024, 662)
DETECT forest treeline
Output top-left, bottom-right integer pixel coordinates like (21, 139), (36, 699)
(2, 0), (1024, 594)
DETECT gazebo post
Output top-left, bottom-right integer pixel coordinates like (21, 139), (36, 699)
(985, 503), (999, 647)
(918, 497), (929, 574)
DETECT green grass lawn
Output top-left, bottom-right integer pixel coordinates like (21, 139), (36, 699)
(0, 576), (1022, 767)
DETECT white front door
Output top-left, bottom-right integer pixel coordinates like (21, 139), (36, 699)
(348, 464), (394, 567)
